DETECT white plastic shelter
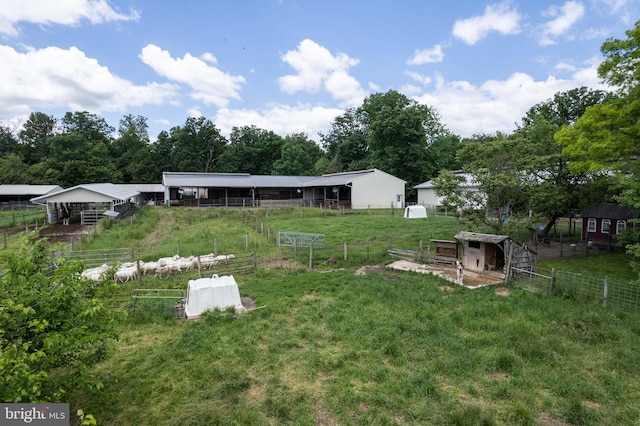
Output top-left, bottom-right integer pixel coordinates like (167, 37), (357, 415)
(404, 205), (427, 219)
(184, 274), (243, 319)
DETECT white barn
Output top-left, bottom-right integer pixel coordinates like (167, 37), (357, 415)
(31, 183), (140, 225)
(162, 168), (406, 210)
(414, 171), (482, 210)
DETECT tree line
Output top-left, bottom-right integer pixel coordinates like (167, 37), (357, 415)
(0, 91), (461, 198)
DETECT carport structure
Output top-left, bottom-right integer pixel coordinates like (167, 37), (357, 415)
(31, 183), (140, 225)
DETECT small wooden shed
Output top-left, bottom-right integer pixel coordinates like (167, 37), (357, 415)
(455, 231), (508, 274)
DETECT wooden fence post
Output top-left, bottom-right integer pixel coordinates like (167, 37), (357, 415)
(309, 245), (313, 269)
(245, 233), (249, 251)
(214, 236), (218, 256)
(603, 278), (608, 307)
(344, 241), (348, 262)
(560, 232), (563, 257)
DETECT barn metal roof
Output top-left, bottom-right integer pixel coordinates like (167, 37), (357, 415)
(163, 172), (314, 188)
(305, 169), (376, 187)
(454, 231), (509, 244)
(31, 183), (140, 204)
(163, 169), (404, 189)
(0, 184), (63, 196)
(120, 183), (165, 193)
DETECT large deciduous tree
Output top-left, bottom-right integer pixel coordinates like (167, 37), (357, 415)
(360, 90), (446, 197)
(112, 114), (157, 183)
(217, 126), (284, 174)
(320, 108), (369, 173)
(271, 133), (323, 176)
(37, 112), (118, 187)
(170, 117), (227, 172)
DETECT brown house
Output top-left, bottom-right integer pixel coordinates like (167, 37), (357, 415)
(582, 203), (639, 247)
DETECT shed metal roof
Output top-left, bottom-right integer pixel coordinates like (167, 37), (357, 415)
(31, 183), (140, 203)
(305, 169), (376, 187)
(414, 172), (478, 189)
(582, 203), (640, 220)
(454, 231), (509, 244)
(0, 184), (63, 196)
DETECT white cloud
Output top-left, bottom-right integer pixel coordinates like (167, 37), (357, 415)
(406, 71), (433, 86)
(539, 1), (585, 46)
(139, 44), (246, 108)
(452, 3), (521, 45)
(0, 0), (139, 36)
(591, 0), (636, 24)
(277, 39), (367, 107)
(407, 44), (444, 65)
(214, 104), (343, 141)
(0, 44), (177, 118)
(412, 60), (608, 137)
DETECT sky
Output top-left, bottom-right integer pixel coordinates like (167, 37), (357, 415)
(0, 0), (637, 142)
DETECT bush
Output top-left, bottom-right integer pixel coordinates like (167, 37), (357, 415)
(0, 235), (120, 402)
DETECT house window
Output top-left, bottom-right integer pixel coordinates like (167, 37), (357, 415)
(587, 218), (596, 233)
(602, 219), (611, 234)
(617, 220), (627, 234)
(469, 240), (481, 249)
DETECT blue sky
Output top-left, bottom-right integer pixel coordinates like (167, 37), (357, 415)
(0, 0), (637, 141)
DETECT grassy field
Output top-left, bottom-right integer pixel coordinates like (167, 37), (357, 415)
(48, 207), (640, 424)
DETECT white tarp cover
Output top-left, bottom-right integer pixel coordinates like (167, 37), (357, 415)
(404, 205), (427, 219)
(185, 274), (243, 319)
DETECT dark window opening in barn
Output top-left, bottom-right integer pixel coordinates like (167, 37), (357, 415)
(469, 240), (481, 249)
(602, 219), (611, 234)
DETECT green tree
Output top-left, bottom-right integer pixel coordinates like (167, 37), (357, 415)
(360, 90), (445, 197)
(0, 153), (32, 184)
(171, 117), (227, 172)
(19, 112), (57, 165)
(39, 112), (119, 187)
(149, 130), (176, 176)
(556, 21), (640, 207)
(0, 235), (119, 402)
(424, 132), (462, 180)
(0, 122), (20, 158)
(217, 126), (284, 174)
(112, 115), (157, 183)
(271, 133), (323, 176)
(320, 108), (369, 173)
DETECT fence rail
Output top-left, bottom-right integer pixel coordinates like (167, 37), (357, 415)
(54, 247), (133, 268)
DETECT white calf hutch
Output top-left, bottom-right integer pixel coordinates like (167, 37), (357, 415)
(184, 274), (244, 319)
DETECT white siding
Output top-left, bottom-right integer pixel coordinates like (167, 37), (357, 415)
(351, 170), (405, 209)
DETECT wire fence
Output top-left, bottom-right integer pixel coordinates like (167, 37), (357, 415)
(511, 266), (640, 313)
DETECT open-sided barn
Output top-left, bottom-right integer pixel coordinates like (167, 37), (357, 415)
(162, 169), (406, 210)
(31, 183), (140, 225)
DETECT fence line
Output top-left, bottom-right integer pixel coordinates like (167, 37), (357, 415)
(510, 266), (640, 313)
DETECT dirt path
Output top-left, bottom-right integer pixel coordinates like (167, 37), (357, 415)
(137, 209), (176, 253)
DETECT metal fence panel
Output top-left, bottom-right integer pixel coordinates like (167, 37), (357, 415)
(277, 231), (325, 248)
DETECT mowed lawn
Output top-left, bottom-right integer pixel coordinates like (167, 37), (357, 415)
(71, 208), (640, 425)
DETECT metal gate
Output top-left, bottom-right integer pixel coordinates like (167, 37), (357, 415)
(277, 232), (325, 248)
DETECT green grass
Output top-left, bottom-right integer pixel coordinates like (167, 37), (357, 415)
(80, 268), (640, 425)
(47, 206), (640, 424)
(538, 252), (636, 282)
